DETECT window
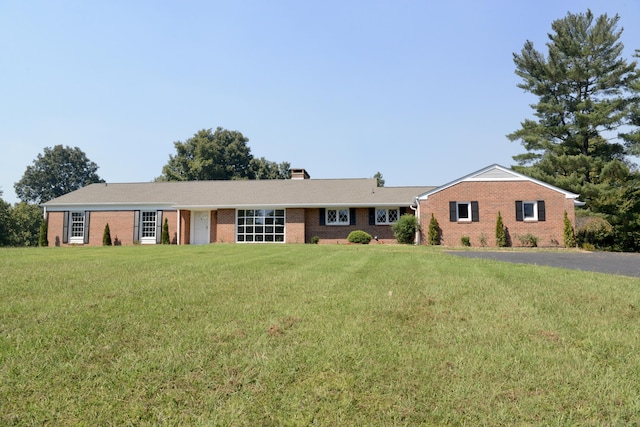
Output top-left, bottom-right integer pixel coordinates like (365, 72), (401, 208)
(327, 208), (350, 225)
(516, 200), (546, 222)
(376, 208), (399, 225)
(237, 209), (285, 242)
(141, 211), (157, 239)
(449, 201), (479, 222)
(70, 212), (85, 243)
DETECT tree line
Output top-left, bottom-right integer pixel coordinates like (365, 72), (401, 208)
(2, 9), (640, 250)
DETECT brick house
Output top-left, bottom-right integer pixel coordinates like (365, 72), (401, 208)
(42, 165), (580, 247)
(416, 164), (581, 247)
(43, 169), (434, 246)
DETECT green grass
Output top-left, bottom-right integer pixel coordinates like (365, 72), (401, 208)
(1, 244), (639, 425)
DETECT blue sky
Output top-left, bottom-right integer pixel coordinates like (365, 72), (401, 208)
(1, 1), (639, 204)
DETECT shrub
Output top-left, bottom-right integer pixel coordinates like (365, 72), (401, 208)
(347, 230), (372, 244)
(103, 223), (112, 246)
(38, 221), (48, 247)
(576, 215), (613, 250)
(311, 236), (320, 244)
(461, 236), (471, 247)
(427, 214), (440, 245)
(479, 233), (487, 247)
(516, 233), (538, 247)
(563, 211), (576, 248)
(161, 218), (170, 244)
(495, 211), (507, 247)
(392, 214), (420, 244)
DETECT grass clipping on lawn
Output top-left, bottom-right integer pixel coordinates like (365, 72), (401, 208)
(1, 244), (639, 425)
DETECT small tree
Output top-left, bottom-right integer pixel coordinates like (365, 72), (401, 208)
(427, 213), (440, 245)
(161, 217), (170, 244)
(392, 213), (419, 244)
(38, 220), (48, 247)
(496, 211), (507, 247)
(563, 211), (576, 248)
(103, 223), (112, 246)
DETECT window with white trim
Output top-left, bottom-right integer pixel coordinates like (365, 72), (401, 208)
(70, 212), (85, 243)
(516, 200), (545, 222)
(141, 211), (157, 242)
(456, 202), (471, 221)
(237, 209), (285, 242)
(326, 208), (350, 225)
(376, 208), (399, 225)
(523, 202), (537, 221)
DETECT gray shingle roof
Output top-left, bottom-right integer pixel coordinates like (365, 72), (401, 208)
(43, 179), (436, 209)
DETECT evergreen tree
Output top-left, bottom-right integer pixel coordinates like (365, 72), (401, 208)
(161, 218), (170, 244)
(508, 10), (640, 251)
(38, 220), (48, 247)
(496, 212), (507, 247)
(427, 213), (440, 245)
(103, 223), (112, 246)
(563, 211), (576, 248)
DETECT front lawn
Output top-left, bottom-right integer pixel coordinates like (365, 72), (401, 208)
(1, 244), (638, 425)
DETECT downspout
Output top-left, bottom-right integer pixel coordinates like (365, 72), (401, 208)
(410, 197), (420, 245)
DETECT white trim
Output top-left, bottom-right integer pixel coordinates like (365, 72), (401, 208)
(176, 209), (181, 245)
(522, 201), (538, 221)
(455, 202), (472, 222)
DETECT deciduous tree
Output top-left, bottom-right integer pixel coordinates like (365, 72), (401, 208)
(15, 145), (104, 204)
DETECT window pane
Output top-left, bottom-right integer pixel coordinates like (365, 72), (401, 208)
(327, 210), (337, 223)
(524, 202), (535, 219)
(388, 209), (399, 223)
(338, 209), (349, 223)
(458, 203), (469, 219)
(377, 209), (387, 223)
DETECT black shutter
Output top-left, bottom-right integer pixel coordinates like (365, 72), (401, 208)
(400, 207), (407, 216)
(537, 201), (546, 221)
(449, 202), (457, 222)
(350, 208), (356, 226)
(369, 208), (375, 225)
(133, 210), (140, 242)
(83, 211), (90, 244)
(319, 208), (325, 226)
(156, 211), (163, 244)
(515, 201), (523, 222)
(471, 201), (479, 222)
(62, 211), (69, 244)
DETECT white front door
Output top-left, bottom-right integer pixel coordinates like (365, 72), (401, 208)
(192, 211), (210, 245)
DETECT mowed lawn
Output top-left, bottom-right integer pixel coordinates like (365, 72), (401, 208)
(1, 245), (639, 426)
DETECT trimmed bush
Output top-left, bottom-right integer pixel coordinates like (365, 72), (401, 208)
(392, 214), (420, 244)
(563, 211), (576, 248)
(427, 214), (440, 245)
(495, 211), (507, 247)
(103, 223), (112, 246)
(347, 230), (372, 244)
(38, 221), (48, 247)
(311, 236), (320, 244)
(461, 236), (471, 247)
(161, 218), (170, 244)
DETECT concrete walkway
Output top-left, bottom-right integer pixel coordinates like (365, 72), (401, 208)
(447, 250), (640, 278)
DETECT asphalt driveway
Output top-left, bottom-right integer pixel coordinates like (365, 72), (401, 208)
(447, 251), (640, 278)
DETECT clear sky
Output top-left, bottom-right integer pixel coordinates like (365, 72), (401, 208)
(1, 1), (639, 204)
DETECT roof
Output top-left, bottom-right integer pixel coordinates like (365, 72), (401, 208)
(417, 164), (580, 200)
(43, 178), (437, 210)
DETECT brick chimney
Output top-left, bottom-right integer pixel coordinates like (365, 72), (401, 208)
(290, 168), (310, 179)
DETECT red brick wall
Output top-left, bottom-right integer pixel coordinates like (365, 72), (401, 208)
(419, 181), (576, 247)
(286, 208), (305, 243)
(180, 210), (191, 244)
(217, 209), (235, 243)
(210, 210), (218, 243)
(47, 211), (64, 247)
(304, 208), (401, 244)
(47, 210), (178, 246)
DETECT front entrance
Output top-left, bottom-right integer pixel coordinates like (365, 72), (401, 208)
(192, 211), (210, 245)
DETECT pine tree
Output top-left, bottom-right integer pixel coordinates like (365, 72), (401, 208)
(508, 10), (640, 251)
(496, 212), (507, 247)
(103, 223), (112, 246)
(427, 214), (440, 245)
